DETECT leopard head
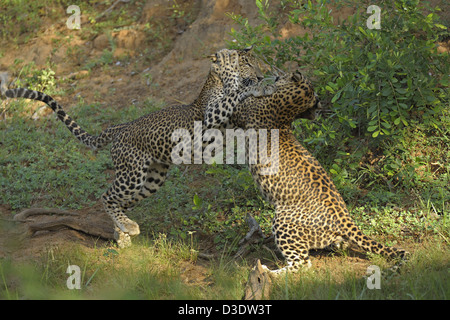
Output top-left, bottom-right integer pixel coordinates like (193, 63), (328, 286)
(273, 71), (321, 122)
(209, 46), (263, 88)
(236, 46), (264, 87)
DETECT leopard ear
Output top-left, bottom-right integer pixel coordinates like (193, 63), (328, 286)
(208, 54), (218, 62)
(292, 71), (305, 81)
(242, 45), (253, 53)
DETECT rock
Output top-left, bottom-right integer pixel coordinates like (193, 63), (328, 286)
(93, 34), (110, 50)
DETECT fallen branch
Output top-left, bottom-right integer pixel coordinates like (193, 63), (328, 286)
(90, 0), (131, 23)
(28, 217), (114, 240)
(13, 207), (114, 241)
(197, 252), (215, 260)
(234, 213), (268, 259)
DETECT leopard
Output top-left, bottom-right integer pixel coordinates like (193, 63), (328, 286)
(0, 47), (269, 248)
(206, 51), (408, 274)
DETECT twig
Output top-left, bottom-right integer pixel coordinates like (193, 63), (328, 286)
(197, 252), (215, 260)
(93, 0), (131, 22)
(234, 213), (266, 259)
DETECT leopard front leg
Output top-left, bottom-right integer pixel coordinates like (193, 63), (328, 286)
(237, 83), (277, 101)
(204, 49), (242, 129)
(217, 49), (241, 95)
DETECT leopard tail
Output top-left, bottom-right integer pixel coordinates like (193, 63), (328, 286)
(4, 88), (121, 150)
(341, 217), (408, 260)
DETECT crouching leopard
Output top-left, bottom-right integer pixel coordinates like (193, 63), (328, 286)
(0, 47), (268, 248)
(207, 52), (408, 273)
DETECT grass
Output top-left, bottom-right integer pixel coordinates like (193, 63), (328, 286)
(1, 100), (108, 210)
(270, 238), (448, 300)
(1, 235), (448, 300)
(0, 235), (249, 300)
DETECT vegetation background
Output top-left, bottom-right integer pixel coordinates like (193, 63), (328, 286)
(0, 0), (448, 299)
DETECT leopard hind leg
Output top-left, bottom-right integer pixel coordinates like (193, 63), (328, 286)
(262, 216), (312, 274)
(102, 156), (151, 247)
(122, 162), (169, 210)
(102, 185), (141, 248)
(323, 235), (350, 252)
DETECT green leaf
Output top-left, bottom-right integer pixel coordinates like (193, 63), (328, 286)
(401, 118), (409, 126)
(440, 78), (449, 87)
(368, 104), (378, 114)
(426, 95), (436, 102)
(331, 90), (342, 103)
(255, 0), (263, 10)
(313, 69), (325, 76)
(193, 194), (202, 207)
(103, 249), (119, 257)
(358, 26), (367, 36)
(372, 130), (380, 138)
(381, 87), (391, 96)
(368, 125), (378, 132)
(390, 110), (398, 117)
(435, 23), (447, 29)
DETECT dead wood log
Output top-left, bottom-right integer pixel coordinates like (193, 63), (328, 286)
(14, 207), (114, 240)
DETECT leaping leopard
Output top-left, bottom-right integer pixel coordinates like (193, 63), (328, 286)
(0, 47), (268, 248)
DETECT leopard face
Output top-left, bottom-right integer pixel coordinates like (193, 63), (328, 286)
(209, 46), (262, 89)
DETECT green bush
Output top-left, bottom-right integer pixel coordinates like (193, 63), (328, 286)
(230, 0), (448, 141)
(228, 0), (449, 205)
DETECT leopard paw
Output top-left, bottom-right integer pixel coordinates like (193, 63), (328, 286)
(114, 229), (132, 248)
